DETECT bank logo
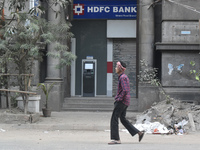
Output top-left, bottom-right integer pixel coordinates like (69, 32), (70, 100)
(73, 4), (84, 15)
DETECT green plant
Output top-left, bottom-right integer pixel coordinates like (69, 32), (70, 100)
(190, 61), (200, 81)
(138, 59), (174, 104)
(37, 82), (55, 109)
(0, 0), (76, 114)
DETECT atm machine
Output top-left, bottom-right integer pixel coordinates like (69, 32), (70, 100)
(82, 59), (97, 97)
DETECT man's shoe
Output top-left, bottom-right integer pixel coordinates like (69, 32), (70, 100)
(108, 140), (121, 145)
(139, 132), (144, 142)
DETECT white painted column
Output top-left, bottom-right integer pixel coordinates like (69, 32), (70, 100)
(107, 39), (113, 97)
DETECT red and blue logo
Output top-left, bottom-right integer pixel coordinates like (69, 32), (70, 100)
(73, 4), (85, 16)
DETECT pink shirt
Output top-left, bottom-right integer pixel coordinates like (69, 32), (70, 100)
(115, 73), (130, 106)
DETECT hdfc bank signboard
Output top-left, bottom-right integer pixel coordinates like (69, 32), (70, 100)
(73, 0), (137, 19)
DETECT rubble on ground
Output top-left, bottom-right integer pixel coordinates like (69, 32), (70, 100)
(135, 100), (200, 134)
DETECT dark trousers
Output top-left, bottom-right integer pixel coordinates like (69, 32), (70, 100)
(110, 101), (139, 140)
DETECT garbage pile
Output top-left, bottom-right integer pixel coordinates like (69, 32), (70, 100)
(135, 100), (200, 135)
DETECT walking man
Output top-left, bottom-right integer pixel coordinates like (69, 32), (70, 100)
(108, 61), (144, 145)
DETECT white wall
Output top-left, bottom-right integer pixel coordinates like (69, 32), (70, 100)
(107, 20), (136, 38)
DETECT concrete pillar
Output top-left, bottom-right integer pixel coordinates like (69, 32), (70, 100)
(139, 0), (154, 67)
(138, 0), (156, 112)
(44, 0), (64, 111)
(46, 0), (62, 82)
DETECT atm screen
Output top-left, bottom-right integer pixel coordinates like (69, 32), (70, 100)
(85, 63), (93, 69)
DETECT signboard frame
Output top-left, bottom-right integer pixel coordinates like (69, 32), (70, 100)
(73, 0), (137, 19)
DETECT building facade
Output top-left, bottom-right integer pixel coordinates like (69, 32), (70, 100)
(69, 0), (200, 111)
(71, 0), (137, 97)
(155, 0), (200, 104)
(1, 0), (200, 111)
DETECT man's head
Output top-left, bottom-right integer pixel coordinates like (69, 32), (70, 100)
(115, 61), (126, 74)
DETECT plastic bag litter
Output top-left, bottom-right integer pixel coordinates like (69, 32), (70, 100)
(176, 119), (188, 128)
(134, 119), (188, 135)
(0, 129), (6, 132)
(134, 121), (169, 134)
(174, 119), (188, 135)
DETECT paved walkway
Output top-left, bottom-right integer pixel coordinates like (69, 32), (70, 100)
(0, 111), (141, 131)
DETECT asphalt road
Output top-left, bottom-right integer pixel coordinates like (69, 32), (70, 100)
(0, 129), (199, 150)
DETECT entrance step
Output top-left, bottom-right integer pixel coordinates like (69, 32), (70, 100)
(62, 97), (114, 112)
(62, 97), (138, 112)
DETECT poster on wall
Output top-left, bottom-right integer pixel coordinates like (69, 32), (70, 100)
(73, 0), (137, 19)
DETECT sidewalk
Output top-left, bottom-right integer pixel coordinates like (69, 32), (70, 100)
(0, 111), (141, 131)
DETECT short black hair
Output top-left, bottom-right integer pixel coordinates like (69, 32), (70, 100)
(120, 61), (126, 68)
